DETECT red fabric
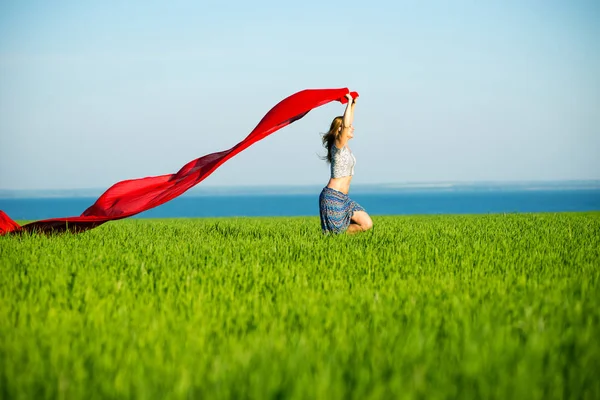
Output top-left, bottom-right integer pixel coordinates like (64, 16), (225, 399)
(0, 88), (358, 235)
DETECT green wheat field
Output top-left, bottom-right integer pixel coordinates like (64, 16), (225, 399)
(1, 213), (599, 399)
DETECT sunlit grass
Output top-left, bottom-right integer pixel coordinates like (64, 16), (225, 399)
(1, 213), (599, 399)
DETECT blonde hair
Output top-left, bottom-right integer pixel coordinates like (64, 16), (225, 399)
(321, 116), (343, 163)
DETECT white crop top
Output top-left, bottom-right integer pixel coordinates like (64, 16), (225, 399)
(330, 145), (356, 178)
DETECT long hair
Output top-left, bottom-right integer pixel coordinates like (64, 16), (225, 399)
(321, 116), (343, 163)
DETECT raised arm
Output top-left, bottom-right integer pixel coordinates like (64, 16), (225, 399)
(342, 93), (354, 128)
(350, 96), (357, 123)
(336, 93), (356, 148)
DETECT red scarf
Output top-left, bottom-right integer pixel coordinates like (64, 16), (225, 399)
(0, 88), (358, 235)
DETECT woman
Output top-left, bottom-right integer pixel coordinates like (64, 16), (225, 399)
(319, 93), (373, 234)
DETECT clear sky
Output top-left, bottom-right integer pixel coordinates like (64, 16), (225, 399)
(1, 0), (599, 190)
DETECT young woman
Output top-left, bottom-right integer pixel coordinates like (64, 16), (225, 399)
(319, 93), (373, 234)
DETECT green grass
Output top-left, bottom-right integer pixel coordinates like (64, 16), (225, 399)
(1, 213), (599, 399)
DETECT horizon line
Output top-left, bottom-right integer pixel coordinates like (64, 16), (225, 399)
(1, 179), (600, 199)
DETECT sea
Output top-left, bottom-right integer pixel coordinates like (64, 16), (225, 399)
(1, 182), (599, 220)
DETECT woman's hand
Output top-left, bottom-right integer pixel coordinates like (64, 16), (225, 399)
(345, 93), (354, 102)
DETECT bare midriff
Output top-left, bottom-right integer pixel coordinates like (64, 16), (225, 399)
(326, 176), (352, 195)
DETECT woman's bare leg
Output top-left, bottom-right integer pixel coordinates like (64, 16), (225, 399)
(346, 223), (364, 234)
(347, 211), (373, 233)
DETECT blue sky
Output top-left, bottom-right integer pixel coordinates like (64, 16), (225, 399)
(1, 0), (598, 190)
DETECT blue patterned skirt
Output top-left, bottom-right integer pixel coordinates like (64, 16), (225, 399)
(319, 187), (365, 234)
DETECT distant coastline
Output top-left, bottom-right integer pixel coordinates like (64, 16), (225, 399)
(1, 180), (599, 199)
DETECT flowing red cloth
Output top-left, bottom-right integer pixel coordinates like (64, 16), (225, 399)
(0, 88), (358, 235)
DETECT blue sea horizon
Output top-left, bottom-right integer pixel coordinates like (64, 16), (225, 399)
(1, 182), (599, 220)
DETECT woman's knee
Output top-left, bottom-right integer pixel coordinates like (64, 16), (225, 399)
(362, 215), (373, 231)
(353, 211), (373, 231)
